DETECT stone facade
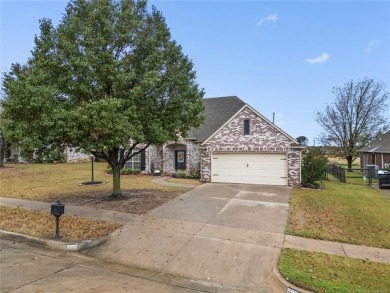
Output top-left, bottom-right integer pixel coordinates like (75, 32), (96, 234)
(149, 138), (200, 174)
(200, 106), (302, 187)
(65, 147), (90, 163)
(143, 106), (302, 186)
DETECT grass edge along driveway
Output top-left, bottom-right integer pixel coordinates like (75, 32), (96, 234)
(279, 248), (390, 293)
(281, 180), (390, 292)
(286, 179), (390, 249)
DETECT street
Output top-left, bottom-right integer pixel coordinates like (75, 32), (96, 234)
(0, 239), (221, 293)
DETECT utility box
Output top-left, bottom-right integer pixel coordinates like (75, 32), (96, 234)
(365, 165), (378, 178)
(378, 171), (390, 189)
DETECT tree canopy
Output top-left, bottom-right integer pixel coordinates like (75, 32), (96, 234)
(1, 0), (204, 197)
(316, 78), (389, 169)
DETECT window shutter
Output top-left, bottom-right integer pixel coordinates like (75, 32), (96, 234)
(141, 150), (146, 171)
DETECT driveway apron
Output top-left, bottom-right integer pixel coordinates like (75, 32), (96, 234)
(87, 183), (291, 292)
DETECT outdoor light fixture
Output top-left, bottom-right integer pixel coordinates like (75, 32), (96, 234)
(51, 200), (65, 239)
(81, 153), (103, 186)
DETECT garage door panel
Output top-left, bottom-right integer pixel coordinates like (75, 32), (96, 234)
(211, 153), (287, 186)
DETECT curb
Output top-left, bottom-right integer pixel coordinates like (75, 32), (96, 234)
(0, 230), (108, 252)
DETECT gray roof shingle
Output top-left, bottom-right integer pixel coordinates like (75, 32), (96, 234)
(190, 96), (246, 143)
(358, 130), (390, 154)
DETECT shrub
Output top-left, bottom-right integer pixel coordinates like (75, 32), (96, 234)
(301, 147), (328, 188)
(173, 170), (200, 179)
(105, 166), (141, 175)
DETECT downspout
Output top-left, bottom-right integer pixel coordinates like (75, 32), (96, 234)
(299, 150), (302, 186)
(382, 153), (384, 169)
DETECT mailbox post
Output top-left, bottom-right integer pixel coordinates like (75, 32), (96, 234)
(51, 200), (65, 239)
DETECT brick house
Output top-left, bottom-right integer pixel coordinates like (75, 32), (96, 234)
(358, 130), (390, 170)
(131, 96), (304, 187)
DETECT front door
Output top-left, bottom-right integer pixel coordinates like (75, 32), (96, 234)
(175, 150), (186, 170)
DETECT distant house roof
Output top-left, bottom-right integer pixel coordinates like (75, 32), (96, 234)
(189, 96), (246, 142)
(358, 131), (390, 154)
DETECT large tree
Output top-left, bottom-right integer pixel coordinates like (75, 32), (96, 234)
(316, 78), (389, 170)
(1, 0), (204, 198)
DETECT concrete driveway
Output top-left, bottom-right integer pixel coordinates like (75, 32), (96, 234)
(88, 183), (291, 292)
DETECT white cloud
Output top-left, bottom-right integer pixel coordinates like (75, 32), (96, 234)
(365, 39), (380, 52)
(257, 13), (278, 26)
(306, 52), (330, 64)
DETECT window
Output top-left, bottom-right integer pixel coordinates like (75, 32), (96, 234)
(125, 151), (141, 170)
(244, 119), (250, 135)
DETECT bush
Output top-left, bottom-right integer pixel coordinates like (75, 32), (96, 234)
(301, 147), (328, 188)
(173, 170), (200, 179)
(105, 166), (141, 175)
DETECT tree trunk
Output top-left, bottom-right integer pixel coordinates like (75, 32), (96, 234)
(111, 166), (122, 198)
(347, 156), (353, 172)
(0, 147), (4, 167)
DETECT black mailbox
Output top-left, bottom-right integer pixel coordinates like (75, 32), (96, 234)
(51, 200), (65, 218)
(51, 200), (65, 239)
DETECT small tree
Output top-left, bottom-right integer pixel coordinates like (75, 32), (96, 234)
(316, 78), (389, 170)
(301, 147), (328, 188)
(1, 0), (204, 198)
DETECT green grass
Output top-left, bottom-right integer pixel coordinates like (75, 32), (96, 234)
(0, 162), (184, 201)
(279, 248), (390, 293)
(287, 180), (390, 248)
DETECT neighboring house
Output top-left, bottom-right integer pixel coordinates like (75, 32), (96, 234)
(358, 130), (390, 170)
(134, 96), (304, 187)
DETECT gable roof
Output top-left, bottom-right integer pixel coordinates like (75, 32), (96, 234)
(358, 131), (390, 154)
(188, 96), (299, 145)
(189, 96), (245, 142)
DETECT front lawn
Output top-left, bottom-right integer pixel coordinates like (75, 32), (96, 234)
(279, 248), (390, 293)
(287, 180), (390, 248)
(0, 162), (185, 201)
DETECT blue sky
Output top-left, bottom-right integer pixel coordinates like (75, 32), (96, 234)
(1, 0), (389, 145)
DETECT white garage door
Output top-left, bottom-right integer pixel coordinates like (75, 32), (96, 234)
(211, 153), (288, 185)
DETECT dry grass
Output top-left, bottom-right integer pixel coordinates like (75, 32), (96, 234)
(287, 180), (390, 248)
(0, 163), (191, 240)
(165, 178), (202, 185)
(0, 162), (184, 201)
(0, 206), (121, 241)
(327, 156), (360, 168)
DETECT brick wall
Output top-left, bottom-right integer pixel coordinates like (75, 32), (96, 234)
(201, 106), (301, 186)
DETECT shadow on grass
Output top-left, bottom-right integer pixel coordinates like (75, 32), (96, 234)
(42, 188), (187, 214)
